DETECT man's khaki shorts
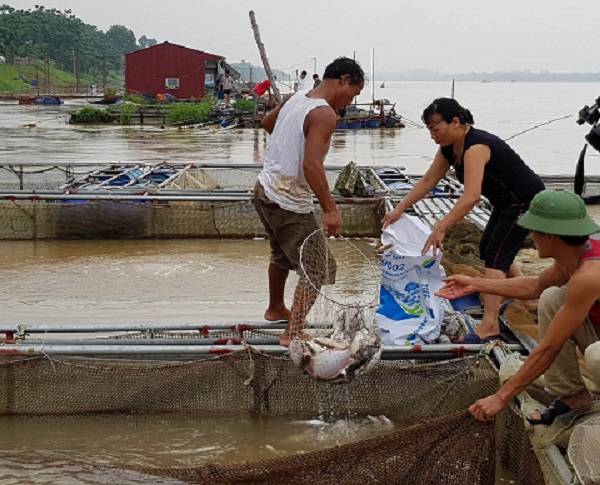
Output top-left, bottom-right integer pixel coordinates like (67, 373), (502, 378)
(253, 181), (336, 284)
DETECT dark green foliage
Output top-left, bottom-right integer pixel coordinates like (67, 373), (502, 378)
(118, 101), (138, 124)
(106, 25), (138, 56)
(233, 98), (254, 112)
(70, 106), (112, 124)
(167, 98), (215, 125)
(138, 35), (157, 49)
(0, 5), (156, 77)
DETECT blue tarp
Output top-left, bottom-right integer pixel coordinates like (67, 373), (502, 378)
(35, 97), (63, 105)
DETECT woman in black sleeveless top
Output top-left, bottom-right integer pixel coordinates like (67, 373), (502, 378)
(382, 98), (544, 342)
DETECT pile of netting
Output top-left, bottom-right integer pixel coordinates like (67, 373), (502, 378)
(0, 351), (556, 485)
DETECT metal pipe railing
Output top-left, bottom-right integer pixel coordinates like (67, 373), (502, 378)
(0, 321), (286, 333)
(0, 343), (524, 356)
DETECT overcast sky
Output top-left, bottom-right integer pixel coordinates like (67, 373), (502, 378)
(7, 0), (600, 75)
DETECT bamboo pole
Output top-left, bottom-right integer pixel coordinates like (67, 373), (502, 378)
(249, 10), (282, 104)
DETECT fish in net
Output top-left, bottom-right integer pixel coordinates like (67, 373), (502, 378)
(288, 229), (382, 382)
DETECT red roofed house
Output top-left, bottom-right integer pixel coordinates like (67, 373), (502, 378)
(125, 41), (224, 99)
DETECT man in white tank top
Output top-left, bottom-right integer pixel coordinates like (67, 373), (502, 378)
(254, 57), (365, 346)
(293, 70), (308, 92)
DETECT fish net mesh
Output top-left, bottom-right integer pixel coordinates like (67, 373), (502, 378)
(0, 199), (383, 240)
(0, 351), (555, 484)
(0, 164), (384, 240)
(297, 229), (380, 334)
(568, 412), (600, 484)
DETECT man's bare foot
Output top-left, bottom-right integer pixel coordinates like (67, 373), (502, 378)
(264, 307), (291, 322)
(280, 332), (313, 347)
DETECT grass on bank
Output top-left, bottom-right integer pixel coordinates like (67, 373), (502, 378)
(167, 97), (216, 125)
(69, 106), (112, 124)
(0, 61), (122, 93)
(233, 98), (254, 112)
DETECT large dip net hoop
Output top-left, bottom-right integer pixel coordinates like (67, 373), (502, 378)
(298, 228), (380, 327)
(290, 229), (383, 382)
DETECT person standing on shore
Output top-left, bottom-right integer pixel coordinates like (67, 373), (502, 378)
(312, 74), (322, 88)
(252, 78), (273, 120)
(382, 98), (545, 343)
(294, 70), (308, 92)
(222, 70), (234, 107)
(254, 57), (365, 346)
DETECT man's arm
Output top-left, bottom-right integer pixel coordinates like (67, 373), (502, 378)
(303, 106), (339, 235)
(261, 95), (292, 134)
(437, 262), (568, 301)
(470, 267), (600, 421)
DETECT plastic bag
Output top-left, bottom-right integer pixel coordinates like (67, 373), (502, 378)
(377, 214), (446, 345)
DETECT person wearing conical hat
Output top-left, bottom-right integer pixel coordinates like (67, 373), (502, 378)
(436, 189), (600, 424)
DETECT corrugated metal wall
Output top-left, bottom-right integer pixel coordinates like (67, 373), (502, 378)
(125, 42), (222, 99)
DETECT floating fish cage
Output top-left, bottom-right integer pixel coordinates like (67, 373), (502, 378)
(0, 296), (586, 484)
(1, 162), (599, 484)
(0, 318), (582, 485)
(0, 162), (494, 240)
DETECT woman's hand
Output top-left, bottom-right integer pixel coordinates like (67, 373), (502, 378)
(421, 222), (446, 256)
(381, 206), (405, 228)
(435, 275), (477, 299)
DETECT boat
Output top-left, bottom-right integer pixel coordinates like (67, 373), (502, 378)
(336, 100), (404, 129)
(380, 81), (385, 88)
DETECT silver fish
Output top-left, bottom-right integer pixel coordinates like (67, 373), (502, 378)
(289, 307), (382, 382)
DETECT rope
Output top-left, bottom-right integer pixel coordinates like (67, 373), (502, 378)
(399, 116), (424, 128)
(242, 341), (255, 386)
(279, 58), (313, 73)
(39, 327), (57, 373)
(503, 114), (573, 141)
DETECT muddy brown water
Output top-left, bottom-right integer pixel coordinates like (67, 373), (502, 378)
(0, 237), (520, 484)
(0, 238), (394, 485)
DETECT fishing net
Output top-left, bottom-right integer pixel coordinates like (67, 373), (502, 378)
(569, 412), (600, 484)
(0, 164), (385, 240)
(299, 228), (380, 319)
(0, 352), (505, 485)
(288, 229), (382, 381)
(129, 410), (496, 485)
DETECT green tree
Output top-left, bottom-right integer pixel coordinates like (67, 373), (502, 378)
(106, 24), (138, 55)
(138, 35), (157, 49)
(0, 6), (152, 78)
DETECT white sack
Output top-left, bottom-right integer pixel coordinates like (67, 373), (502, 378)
(377, 214), (446, 345)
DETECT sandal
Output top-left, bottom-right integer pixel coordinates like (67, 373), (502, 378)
(450, 331), (502, 344)
(526, 399), (572, 426)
